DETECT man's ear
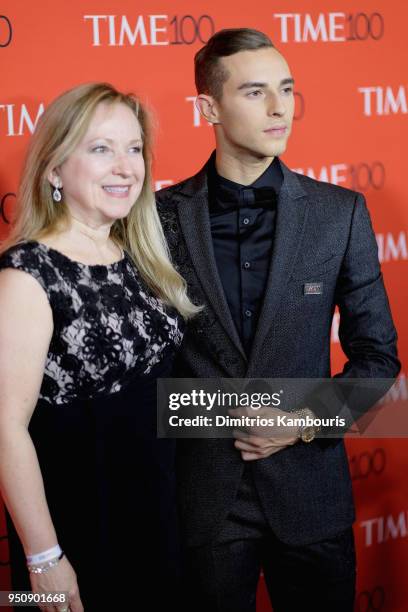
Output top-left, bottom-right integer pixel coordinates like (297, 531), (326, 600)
(47, 169), (61, 188)
(195, 94), (221, 125)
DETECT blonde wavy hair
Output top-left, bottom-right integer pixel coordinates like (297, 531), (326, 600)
(1, 82), (199, 319)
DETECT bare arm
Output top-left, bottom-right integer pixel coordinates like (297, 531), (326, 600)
(0, 268), (57, 552)
(0, 268), (83, 611)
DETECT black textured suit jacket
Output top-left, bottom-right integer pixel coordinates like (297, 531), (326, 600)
(156, 156), (400, 547)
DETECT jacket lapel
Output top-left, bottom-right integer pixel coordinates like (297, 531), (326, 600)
(247, 161), (309, 372)
(175, 163), (247, 361)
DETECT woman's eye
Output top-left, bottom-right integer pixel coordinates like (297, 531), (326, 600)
(92, 145), (109, 153)
(129, 146), (142, 154)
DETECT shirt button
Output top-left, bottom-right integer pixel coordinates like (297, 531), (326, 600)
(243, 261), (251, 269)
(243, 217), (250, 225)
(245, 309), (252, 318)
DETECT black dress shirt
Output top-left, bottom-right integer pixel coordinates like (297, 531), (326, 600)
(208, 153), (283, 354)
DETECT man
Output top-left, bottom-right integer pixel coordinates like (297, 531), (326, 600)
(156, 28), (400, 612)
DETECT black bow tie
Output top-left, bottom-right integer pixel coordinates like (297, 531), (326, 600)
(215, 184), (277, 212)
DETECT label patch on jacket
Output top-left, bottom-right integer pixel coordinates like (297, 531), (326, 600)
(303, 282), (323, 295)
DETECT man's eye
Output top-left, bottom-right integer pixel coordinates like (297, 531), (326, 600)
(129, 146), (142, 154)
(248, 90), (262, 97)
(282, 87), (293, 94)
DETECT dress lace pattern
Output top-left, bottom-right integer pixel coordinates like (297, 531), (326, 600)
(0, 241), (184, 405)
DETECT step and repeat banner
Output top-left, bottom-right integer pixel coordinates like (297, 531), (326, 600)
(1, 1), (407, 610)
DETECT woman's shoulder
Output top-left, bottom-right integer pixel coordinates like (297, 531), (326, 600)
(0, 240), (48, 269)
(0, 240), (62, 295)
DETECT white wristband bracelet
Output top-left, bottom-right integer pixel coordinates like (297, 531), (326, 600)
(26, 544), (62, 566)
(28, 552), (65, 574)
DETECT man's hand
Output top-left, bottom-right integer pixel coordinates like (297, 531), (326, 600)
(230, 406), (299, 461)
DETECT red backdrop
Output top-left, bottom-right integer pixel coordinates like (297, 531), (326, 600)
(1, 2), (407, 610)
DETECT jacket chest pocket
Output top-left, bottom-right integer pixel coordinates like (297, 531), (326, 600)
(290, 254), (342, 281)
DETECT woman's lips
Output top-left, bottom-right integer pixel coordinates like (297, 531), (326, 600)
(102, 185), (131, 198)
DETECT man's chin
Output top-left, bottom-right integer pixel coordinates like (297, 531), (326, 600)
(249, 141), (288, 159)
(232, 140), (288, 160)
(266, 141), (288, 158)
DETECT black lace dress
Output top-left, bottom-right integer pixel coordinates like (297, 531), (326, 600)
(0, 241), (184, 609)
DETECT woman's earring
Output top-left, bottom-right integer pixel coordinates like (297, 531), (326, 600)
(52, 182), (62, 202)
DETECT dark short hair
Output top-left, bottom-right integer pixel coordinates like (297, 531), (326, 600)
(195, 28), (274, 100)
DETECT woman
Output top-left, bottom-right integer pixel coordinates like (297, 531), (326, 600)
(0, 83), (198, 610)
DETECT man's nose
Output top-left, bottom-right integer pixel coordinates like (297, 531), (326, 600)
(266, 93), (286, 116)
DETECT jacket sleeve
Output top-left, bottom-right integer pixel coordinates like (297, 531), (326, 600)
(335, 192), (400, 379)
(307, 193), (400, 439)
